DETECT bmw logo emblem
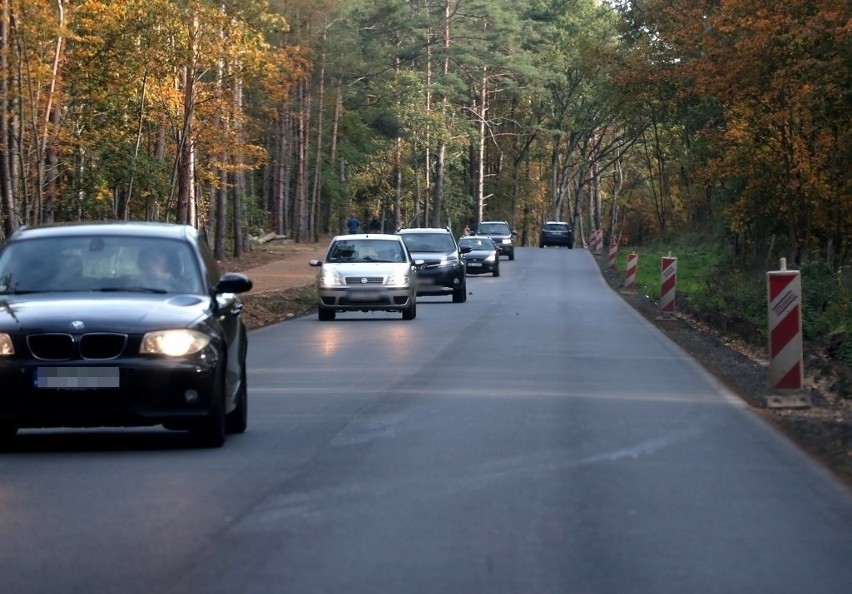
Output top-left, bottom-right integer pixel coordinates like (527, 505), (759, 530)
(70, 320), (85, 330)
(361, 278), (368, 284)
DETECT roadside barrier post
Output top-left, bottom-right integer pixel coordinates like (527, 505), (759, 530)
(608, 237), (618, 271)
(622, 252), (637, 294)
(766, 259), (806, 403)
(592, 229), (603, 256)
(657, 253), (677, 320)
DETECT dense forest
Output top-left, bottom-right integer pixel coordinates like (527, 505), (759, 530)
(0, 0), (849, 269)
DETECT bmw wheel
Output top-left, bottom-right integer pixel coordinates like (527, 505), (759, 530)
(0, 422), (17, 448)
(190, 384), (226, 448)
(318, 307), (336, 321)
(225, 365), (248, 434)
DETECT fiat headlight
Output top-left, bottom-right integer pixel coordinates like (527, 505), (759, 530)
(141, 329), (211, 357)
(385, 273), (410, 287)
(320, 270), (344, 288)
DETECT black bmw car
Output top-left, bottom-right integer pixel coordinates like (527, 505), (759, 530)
(0, 222), (253, 447)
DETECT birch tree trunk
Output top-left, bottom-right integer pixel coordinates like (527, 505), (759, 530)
(278, 110), (294, 236)
(327, 79), (341, 234)
(31, 0), (66, 225)
(475, 67), (487, 223)
(123, 74), (148, 221)
(431, 0), (450, 227)
(0, 0), (15, 238)
(311, 44), (326, 242)
(176, 15), (199, 226)
(295, 79), (310, 241)
(232, 73), (245, 257)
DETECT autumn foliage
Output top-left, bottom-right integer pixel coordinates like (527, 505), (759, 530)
(0, 0), (849, 271)
(617, 0), (851, 266)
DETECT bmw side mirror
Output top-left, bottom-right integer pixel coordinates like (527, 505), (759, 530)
(212, 272), (253, 295)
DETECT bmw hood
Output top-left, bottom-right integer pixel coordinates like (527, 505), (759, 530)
(0, 293), (211, 334)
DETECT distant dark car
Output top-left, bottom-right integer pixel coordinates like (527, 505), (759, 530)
(0, 222), (253, 447)
(397, 227), (471, 303)
(539, 221), (574, 248)
(459, 235), (500, 277)
(476, 221), (517, 260)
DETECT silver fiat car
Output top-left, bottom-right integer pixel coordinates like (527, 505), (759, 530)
(309, 234), (418, 321)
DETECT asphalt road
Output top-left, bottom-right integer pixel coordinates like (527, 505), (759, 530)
(2, 247), (852, 594)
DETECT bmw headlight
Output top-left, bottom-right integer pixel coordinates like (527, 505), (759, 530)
(141, 329), (211, 357)
(320, 270), (344, 288)
(0, 333), (13, 356)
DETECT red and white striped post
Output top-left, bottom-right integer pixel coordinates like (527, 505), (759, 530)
(658, 254), (677, 319)
(767, 259), (804, 392)
(592, 229), (603, 255)
(608, 237), (618, 271)
(622, 252), (638, 294)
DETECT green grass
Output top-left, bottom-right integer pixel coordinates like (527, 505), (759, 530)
(605, 241), (852, 368)
(610, 243), (723, 300)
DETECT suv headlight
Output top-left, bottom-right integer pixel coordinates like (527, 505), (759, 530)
(141, 329), (211, 357)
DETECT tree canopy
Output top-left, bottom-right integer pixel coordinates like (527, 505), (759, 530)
(0, 0), (848, 267)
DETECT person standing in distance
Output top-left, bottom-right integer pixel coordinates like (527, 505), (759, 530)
(347, 212), (360, 234)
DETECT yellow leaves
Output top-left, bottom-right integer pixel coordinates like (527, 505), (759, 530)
(641, 0), (851, 248)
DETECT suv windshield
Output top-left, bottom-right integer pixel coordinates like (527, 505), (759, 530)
(478, 222), (510, 235)
(399, 233), (457, 253)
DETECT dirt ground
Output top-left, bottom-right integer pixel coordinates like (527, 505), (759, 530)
(220, 239), (852, 487)
(217, 236), (329, 329)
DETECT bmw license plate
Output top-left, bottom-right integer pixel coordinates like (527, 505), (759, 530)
(35, 367), (120, 389)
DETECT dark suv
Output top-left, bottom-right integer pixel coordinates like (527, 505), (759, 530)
(476, 221), (516, 260)
(539, 221), (574, 248)
(397, 227), (471, 303)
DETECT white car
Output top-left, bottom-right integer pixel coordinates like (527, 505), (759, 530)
(309, 234), (418, 321)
